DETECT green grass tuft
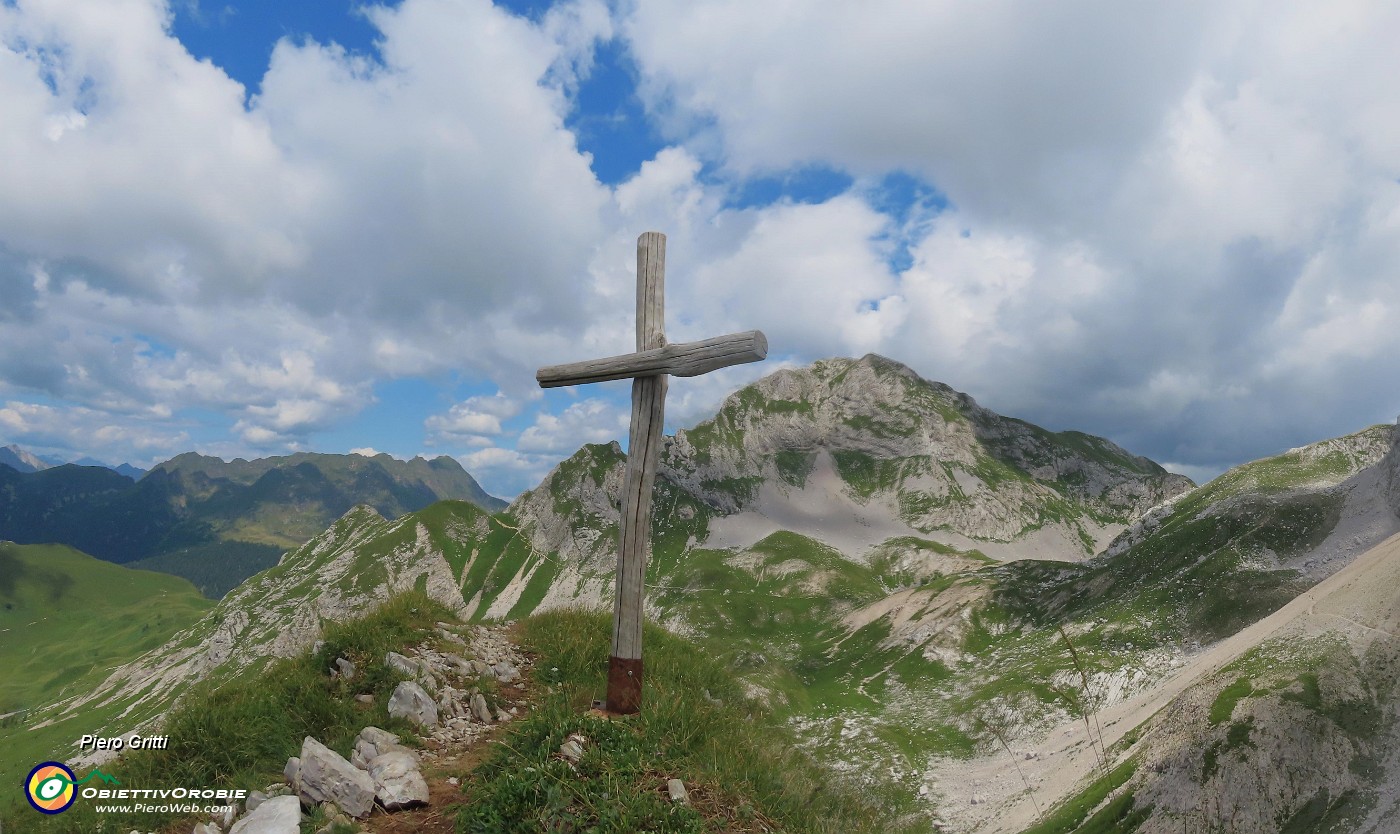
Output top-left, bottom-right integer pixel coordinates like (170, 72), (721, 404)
(1021, 758), (1138, 834)
(1209, 677), (1253, 725)
(459, 609), (921, 834)
(3, 590), (451, 833)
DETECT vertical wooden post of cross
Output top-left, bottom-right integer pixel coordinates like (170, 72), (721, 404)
(536, 232), (767, 714)
(608, 231), (667, 713)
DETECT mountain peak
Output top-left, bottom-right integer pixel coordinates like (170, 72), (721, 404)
(510, 356), (1193, 564)
(854, 352), (921, 377)
(0, 444), (53, 473)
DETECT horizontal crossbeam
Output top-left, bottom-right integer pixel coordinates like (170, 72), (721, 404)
(536, 330), (768, 388)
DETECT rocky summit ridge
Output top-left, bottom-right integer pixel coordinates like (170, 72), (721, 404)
(513, 354), (1193, 580)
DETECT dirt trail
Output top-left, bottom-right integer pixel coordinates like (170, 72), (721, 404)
(930, 531), (1400, 834)
(360, 623), (538, 834)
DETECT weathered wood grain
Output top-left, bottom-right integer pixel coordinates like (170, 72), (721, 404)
(606, 232), (668, 712)
(533, 230), (768, 714)
(536, 330), (767, 388)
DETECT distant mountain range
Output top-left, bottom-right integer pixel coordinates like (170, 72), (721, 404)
(0, 444), (146, 479)
(0, 450), (506, 597)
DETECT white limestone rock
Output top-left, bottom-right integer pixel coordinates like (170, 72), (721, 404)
(470, 692), (493, 724)
(667, 778), (690, 806)
(229, 794), (302, 834)
(368, 750), (430, 811)
(358, 725), (408, 753)
(385, 651), (419, 678)
(388, 681), (440, 728)
(296, 737), (376, 819)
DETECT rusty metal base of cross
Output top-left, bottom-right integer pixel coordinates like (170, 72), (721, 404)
(605, 655), (643, 715)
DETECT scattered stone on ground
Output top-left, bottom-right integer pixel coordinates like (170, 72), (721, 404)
(385, 651), (419, 678)
(470, 692), (493, 724)
(559, 734), (587, 763)
(228, 794), (302, 834)
(368, 750), (430, 810)
(387, 681), (439, 729)
(181, 621), (532, 834)
(667, 778), (691, 806)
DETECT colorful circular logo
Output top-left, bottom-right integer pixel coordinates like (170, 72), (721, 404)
(25, 761), (77, 814)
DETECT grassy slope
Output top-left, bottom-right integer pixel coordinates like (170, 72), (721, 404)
(462, 609), (921, 834)
(0, 543), (212, 715)
(1, 591), (454, 833)
(1, 594), (908, 834)
(997, 427), (1393, 650)
(0, 542), (213, 793)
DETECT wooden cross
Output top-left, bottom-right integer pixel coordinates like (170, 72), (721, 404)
(536, 231), (767, 714)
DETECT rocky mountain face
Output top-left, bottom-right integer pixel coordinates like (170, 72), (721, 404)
(1384, 428), (1400, 517)
(936, 422), (1400, 833)
(511, 355), (1192, 583)
(666, 356), (1188, 536)
(1054, 422), (1400, 645)
(0, 443), (51, 473)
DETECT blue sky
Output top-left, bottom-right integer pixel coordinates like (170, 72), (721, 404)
(1, 0), (1398, 497)
(163, 0), (867, 482)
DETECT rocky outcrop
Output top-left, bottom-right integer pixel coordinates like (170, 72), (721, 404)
(297, 736), (376, 819)
(388, 681), (439, 729)
(59, 506), (477, 771)
(1382, 421), (1400, 517)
